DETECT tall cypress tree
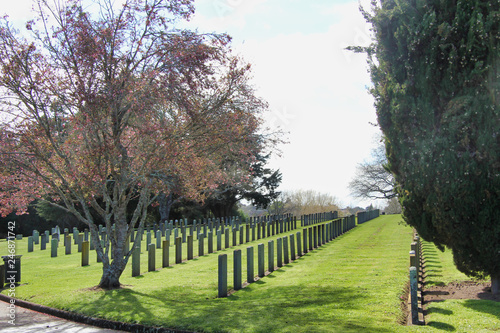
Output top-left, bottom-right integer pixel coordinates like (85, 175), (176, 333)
(361, 0), (500, 293)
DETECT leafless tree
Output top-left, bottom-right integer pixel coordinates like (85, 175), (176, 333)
(349, 144), (397, 200)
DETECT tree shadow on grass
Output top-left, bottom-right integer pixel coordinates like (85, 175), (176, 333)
(79, 284), (395, 333)
(463, 299), (500, 320)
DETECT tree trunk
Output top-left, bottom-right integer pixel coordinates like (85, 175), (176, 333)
(97, 215), (129, 289)
(98, 262), (125, 289)
(492, 274), (500, 295)
(158, 192), (173, 223)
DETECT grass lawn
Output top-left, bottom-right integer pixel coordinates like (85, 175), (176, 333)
(418, 242), (500, 332)
(1, 215), (498, 332)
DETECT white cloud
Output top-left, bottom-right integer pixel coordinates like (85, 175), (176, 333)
(186, 0), (270, 32)
(226, 2), (381, 207)
(2, 0), (36, 29)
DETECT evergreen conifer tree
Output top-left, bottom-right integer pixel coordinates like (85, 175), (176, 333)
(359, 0), (499, 293)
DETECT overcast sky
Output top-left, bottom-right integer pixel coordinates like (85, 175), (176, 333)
(2, 0), (382, 208)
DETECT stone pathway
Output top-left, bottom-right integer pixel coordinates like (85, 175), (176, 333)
(0, 300), (126, 333)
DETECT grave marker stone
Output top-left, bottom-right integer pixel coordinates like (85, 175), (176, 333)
(224, 228), (230, 249)
(297, 232), (302, 257)
(258, 243), (265, 277)
(33, 230), (39, 245)
(162, 240), (170, 268)
(187, 235), (193, 260)
(156, 230), (162, 249)
(313, 226), (318, 248)
(232, 228), (237, 247)
(65, 235), (71, 255)
(181, 225), (186, 243)
(283, 236), (289, 264)
(322, 224), (326, 245)
(268, 240), (274, 273)
(234, 249), (242, 290)
(198, 233), (204, 257)
(410, 266), (418, 324)
(277, 238), (282, 267)
(28, 237), (33, 253)
(308, 227), (313, 251)
(78, 234), (84, 253)
(208, 231), (213, 254)
(303, 228), (308, 254)
(187, 235), (194, 260)
(218, 254), (227, 298)
(148, 244), (156, 272)
(175, 237), (182, 264)
(51, 238), (58, 257)
(247, 246), (254, 283)
(82, 241), (89, 266)
(40, 234), (46, 250)
(132, 246), (140, 277)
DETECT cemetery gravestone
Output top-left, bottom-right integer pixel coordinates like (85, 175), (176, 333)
(51, 238), (58, 257)
(187, 235), (193, 260)
(82, 241), (90, 266)
(132, 246), (140, 277)
(175, 237), (182, 264)
(268, 240), (274, 273)
(234, 249), (242, 290)
(148, 244), (156, 272)
(218, 254), (228, 298)
(247, 246), (254, 283)
(258, 244), (265, 277)
(162, 240), (170, 268)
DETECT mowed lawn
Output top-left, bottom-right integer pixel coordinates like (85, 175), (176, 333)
(1, 215), (498, 332)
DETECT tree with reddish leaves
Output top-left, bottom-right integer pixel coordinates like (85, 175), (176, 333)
(0, 0), (272, 289)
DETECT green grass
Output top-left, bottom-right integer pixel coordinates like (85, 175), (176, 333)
(1, 215), (498, 332)
(421, 241), (470, 287)
(416, 241), (500, 332)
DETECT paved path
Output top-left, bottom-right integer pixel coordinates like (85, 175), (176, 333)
(0, 300), (126, 333)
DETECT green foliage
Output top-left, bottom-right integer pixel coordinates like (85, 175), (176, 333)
(0, 202), (52, 237)
(365, 0), (500, 279)
(203, 153), (282, 218)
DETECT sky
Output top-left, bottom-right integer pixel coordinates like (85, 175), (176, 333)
(2, 0), (383, 208)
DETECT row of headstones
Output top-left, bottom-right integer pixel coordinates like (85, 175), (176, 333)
(357, 209), (380, 224)
(136, 213), (295, 238)
(129, 218), (301, 277)
(409, 230), (422, 325)
(25, 216), (301, 271)
(218, 217), (357, 297)
(131, 216), (299, 252)
(137, 214), (298, 251)
(301, 211), (339, 226)
(27, 227), (91, 253)
(25, 213), (296, 252)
